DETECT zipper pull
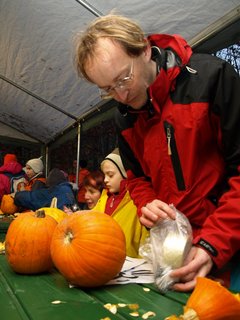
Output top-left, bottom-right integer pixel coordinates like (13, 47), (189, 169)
(110, 196), (115, 208)
(166, 127), (172, 155)
(186, 65), (198, 74)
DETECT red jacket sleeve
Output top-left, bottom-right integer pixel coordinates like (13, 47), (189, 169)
(0, 174), (10, 202)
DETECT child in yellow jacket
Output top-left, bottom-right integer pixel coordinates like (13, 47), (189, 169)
(93, 148), (149, 258)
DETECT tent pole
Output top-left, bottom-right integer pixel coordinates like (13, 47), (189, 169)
(74, 0), (103, 17)
(45, 146), (49, 177)
(0, 74), (78, 121)
(75, 122), (81, 189)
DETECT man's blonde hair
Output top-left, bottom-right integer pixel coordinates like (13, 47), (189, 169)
(74, 14), (147, 81)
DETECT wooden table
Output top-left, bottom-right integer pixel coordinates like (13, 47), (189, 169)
(0, 216), (13, 242)
(0, 254), (190, 320)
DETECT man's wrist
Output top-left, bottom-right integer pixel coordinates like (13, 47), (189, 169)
(196, 238), (218, 257)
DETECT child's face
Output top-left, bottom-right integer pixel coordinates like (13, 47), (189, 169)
(25, 165), (36, 179)
(102, 160), (124, 194)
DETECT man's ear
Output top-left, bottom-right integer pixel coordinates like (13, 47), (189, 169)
(143, 41), (152, 61)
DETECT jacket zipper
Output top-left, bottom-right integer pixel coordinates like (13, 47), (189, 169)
(110, 196), (115, 208)
(164, 121), (186, 191)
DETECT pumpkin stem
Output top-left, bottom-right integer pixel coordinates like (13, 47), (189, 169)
(64, 230), (74, 244)
(50, 197), (58, 208)
(35, 210), (46, 218)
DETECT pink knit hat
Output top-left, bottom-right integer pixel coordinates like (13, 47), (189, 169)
(4, 154), (17, 165)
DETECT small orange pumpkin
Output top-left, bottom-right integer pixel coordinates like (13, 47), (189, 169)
(50, 211), (126, 287)
(5, 210), (57, 274)
(1, 194), (18, 215)
(165, 277), (240, 320)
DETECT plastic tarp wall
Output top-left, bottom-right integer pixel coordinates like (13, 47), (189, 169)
(0, 0), (239, 144)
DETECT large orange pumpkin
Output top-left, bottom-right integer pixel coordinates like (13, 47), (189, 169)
(50, 211), (126, 287)
(5, 210), (57, 274)
(165, 277), (240, 320)
(1, 194), (18, 215)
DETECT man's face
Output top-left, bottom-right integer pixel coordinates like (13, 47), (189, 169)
(85, 38), (155, 109)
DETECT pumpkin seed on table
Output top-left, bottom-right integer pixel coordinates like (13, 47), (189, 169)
(104, 303), (117, 314)
(51, 300), (66, 304)
(117, 303), (127, 307)
(129, 311), (140, 317)
(142, 311), (156, 319)
(128, 303), (139, 310)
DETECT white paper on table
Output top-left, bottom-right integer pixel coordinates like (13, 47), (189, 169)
(106, 256), (154, 285)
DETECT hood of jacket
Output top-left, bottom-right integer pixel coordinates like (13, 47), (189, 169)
(118, 34), (193, 116)
(0, 161), (23, 175)
(148, 34), (192, 111)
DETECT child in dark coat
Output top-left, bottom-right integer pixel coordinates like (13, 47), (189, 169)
(14, 168), (75, 210)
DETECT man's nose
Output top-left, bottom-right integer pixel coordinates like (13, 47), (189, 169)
(114, 88), (129, 102)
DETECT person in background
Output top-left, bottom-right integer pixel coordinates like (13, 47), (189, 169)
(68, 159), (79, 199)
(0, 153), (25, 202)
(77, 159), (90, 209)
(63, 170), (104, 213)
(68, 159), (77, 183)
(83, 170), (105, 209)
(93, 148), (149, 258)
(24, 156), (46, 191)
(14, 168), (75, 211)
(74, 14), (240, 291)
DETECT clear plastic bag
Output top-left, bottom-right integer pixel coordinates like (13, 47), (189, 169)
(139, 204), (192, 292)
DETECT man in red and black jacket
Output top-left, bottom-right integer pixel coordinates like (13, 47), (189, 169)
(75, 14), (240, 291)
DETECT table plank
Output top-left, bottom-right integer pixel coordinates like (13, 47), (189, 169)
(0, 216), (13, 242)
(88, 284), (188, 319)
(0, 270), (29, 320)
(0, 255), (189, 320)
(0, 256), (124, 320)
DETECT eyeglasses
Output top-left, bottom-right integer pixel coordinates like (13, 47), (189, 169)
(99, 60), (134, 99)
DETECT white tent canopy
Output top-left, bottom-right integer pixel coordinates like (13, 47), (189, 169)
(0, 0), (239, 145)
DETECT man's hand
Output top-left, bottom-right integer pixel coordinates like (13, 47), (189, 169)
(170, 246), (213, 292)
(140, 199), (176, 228)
